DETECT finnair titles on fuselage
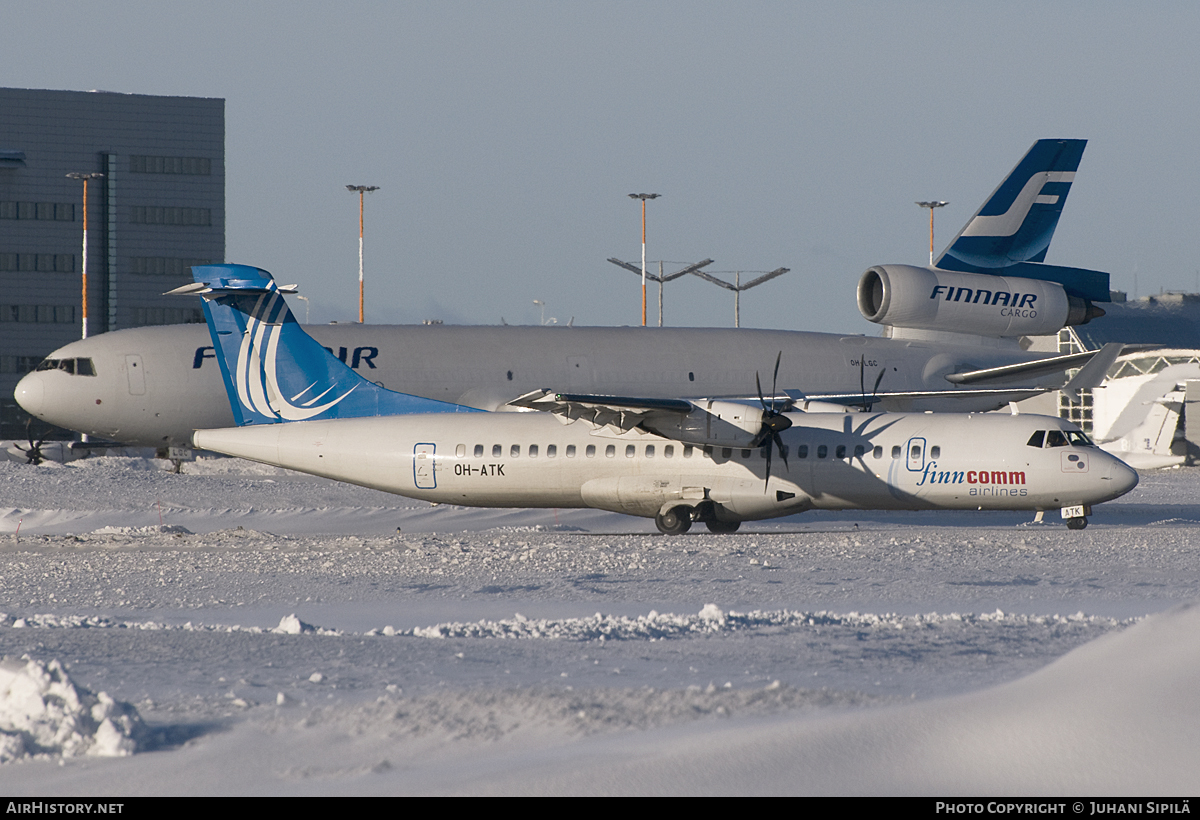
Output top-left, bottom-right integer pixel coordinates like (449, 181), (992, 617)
(182, 264), (1137, 533)
(16, 139), (1113, 448)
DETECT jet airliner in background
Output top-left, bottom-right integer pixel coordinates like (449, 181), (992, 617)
(182, 265), (1138, 533)
(16, 140), (1115, 450)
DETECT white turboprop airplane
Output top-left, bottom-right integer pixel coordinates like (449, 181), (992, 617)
(182, 265), (1138, 533)
(16, 139), (1117, 449)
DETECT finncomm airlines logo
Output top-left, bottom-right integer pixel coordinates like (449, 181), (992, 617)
(915, 462), (1028, 496)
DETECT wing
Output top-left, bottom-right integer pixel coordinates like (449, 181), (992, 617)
(944, 343), (1126, 386)
(509, 389), (694, 431)
(508, 390), (779, 448)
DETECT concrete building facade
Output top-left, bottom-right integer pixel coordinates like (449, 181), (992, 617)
(0, 87), (223, 437)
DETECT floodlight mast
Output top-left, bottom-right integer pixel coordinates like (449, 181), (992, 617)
(689, 266), (790, 327)
(628, 193), (660, 326)
(347, 185), (380, 322)
(606, 258), (714, 326)
(916, 200), (949, 265)
(65, 172), (105, 339)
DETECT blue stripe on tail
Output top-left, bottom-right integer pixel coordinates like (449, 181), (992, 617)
(187, 264), (478, 425)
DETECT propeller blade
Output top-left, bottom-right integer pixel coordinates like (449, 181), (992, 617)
(771, 351), (782, 414)
(757, 351), (791, 491)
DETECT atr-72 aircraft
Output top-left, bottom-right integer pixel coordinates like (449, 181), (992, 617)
(182, 265), (1138, 533)
(16, 140), (1114, 449)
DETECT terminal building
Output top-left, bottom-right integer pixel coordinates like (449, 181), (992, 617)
(0, 87), (224, 437)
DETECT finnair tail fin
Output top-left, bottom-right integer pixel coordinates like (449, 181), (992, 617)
(169, 264), (475, 425)
(938, 139), (1085, 271)
(935, 139), (1110, 302)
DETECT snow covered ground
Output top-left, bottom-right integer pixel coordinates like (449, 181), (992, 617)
(0, 454), (1198, 794)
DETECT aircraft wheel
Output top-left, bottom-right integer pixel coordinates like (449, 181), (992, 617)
(656, 506), (693, 536)
(1066, 516), (1088, 530)
(705, 519), (741, 534)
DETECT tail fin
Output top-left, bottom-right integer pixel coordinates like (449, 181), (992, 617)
(937, 139), (1086, 271)
(169, 264), (476, 425)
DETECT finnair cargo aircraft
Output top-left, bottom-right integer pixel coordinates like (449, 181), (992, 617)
(17, 140), (1113, 449)
(184, 265), (1137, 533)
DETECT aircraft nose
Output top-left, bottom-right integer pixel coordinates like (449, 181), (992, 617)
(14, 372), (45, 417)
(1099, 451), (1137, 497)
(1108, 457), (1139, 497)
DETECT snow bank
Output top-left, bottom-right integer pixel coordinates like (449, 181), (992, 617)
(402, 605), (1129, 642)
(1, 612), (341, 636)
(0, 658), (145, 762)
(443, 602), (1200, 795)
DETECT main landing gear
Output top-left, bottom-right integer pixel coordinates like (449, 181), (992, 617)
(655, 506), (692, 535)
(1066, 516), (1088, 530)
(654, 505), (743, 535)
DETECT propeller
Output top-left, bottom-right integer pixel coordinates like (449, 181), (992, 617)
(858, 356), (887, 411)
(754, 351), (792, 489)
(14, 417), (49, 465)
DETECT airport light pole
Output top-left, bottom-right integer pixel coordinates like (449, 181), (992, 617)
(294, 294), (311, 324)
(606, 258), (714, 327)
(532, 299), (557, 325)
(347, 185), (380, 322)
(916, 201), (948, 266)
(66, 172), (105, 339)
(688, 267), (790, 328)
(628, 193), (660, 326)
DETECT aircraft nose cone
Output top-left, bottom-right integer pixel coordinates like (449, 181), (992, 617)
(13, 372), (45, 417)
(1109, 457), (1139, 497)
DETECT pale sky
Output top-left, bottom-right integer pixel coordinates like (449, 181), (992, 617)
(6, 2), (1199, 332)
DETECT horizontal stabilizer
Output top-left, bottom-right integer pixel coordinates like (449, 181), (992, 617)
(942, 261), (1110, 303)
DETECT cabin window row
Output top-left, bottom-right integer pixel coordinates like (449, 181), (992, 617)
(456, 443), (702, 459)
(449, 442), (941, 461)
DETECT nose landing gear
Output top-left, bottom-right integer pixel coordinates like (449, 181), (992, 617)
(1060, 504), (1091, 531)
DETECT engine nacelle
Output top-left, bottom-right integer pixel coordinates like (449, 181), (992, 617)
(641, 400), (767, 449)
(857, 265), (1103, 338)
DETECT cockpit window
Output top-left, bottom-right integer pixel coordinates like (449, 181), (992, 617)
(33, 357), (96, 376)
(1026, 431), (1045, 448)
(1046, 430), (1069, 447)
(1067, 430), (1093, 447)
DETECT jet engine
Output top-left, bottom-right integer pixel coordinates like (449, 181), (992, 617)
(857, 265), (1104, 338)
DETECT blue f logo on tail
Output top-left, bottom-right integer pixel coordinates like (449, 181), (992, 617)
(170, 264), (477, 425)
(936, 139), (1110, 303)
(938, 139), (1085, 271)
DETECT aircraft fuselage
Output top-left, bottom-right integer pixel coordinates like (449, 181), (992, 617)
(193, 410), (1137, 524)
(18, 323), (1068, 447)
